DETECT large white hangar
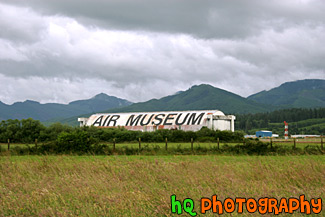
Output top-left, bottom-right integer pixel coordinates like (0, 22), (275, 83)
(78, 110), (236, 132)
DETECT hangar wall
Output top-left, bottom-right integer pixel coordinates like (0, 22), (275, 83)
(78, 110), (236, 132)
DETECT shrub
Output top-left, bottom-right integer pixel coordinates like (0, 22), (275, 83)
(56, 130), (97, 153)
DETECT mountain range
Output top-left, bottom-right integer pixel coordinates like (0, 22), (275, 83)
(103, 84), (271, 114)
(0, 94), (131, 121)
(0, 79), (324, 125)
(247, 79), (325, 108)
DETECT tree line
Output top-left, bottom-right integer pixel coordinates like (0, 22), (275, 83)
(236, 108), (325, 134)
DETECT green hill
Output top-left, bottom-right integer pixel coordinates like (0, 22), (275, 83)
(54, 84), (272, 126)
(247, 79), (325, 108)
(103, 84), (272, 114)
(0, 94), (132, 122)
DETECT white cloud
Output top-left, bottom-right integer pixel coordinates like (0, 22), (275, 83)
(0, 74), (190, 104)
(0, 3), (47, 42)
(0, 1), (324, 104)
(0, 39), (28, 61)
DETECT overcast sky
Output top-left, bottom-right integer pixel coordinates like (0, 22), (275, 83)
(0, 0), (324, 104)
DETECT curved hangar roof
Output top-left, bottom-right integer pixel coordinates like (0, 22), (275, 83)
(78, 110), (236, 132)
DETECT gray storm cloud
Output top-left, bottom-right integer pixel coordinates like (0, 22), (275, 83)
(0, 0), (324, 104)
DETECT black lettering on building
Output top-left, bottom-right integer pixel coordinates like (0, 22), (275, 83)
(93, 115), (103, 126)
(187, 113), (204, 125)
(102, 115), (111, 126)
(152, 114), (165, 125)
(107, 115), (120, 126)
(163, 113), (177, 125)
(175, 113), (190, 125)
(140, 114), (154, 126)
(126, 115), (143, 126)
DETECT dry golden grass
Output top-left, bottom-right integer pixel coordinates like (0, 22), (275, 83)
(0, 155), (324, 216)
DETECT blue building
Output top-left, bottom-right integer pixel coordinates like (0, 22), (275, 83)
(256, 130), (272, 138)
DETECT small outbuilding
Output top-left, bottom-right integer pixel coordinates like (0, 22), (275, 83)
(256, 130), (272, 138)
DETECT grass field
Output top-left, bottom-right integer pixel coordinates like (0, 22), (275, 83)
(0, 155), (324, 216)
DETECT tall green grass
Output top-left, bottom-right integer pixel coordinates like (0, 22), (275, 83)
(0, 155), (324, 216)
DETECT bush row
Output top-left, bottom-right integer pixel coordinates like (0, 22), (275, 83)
(0, 118), (244, 143)
(2, 139), (323, 156)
